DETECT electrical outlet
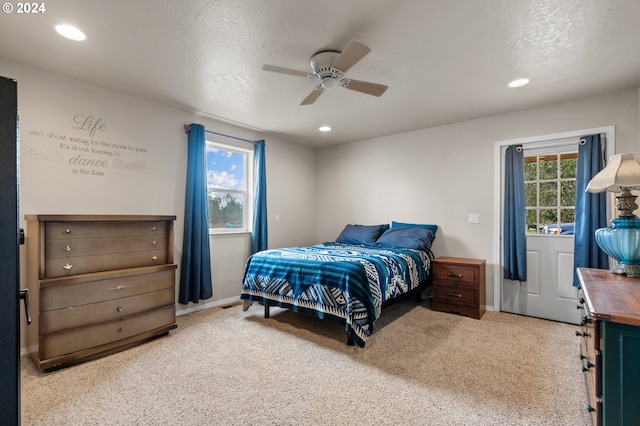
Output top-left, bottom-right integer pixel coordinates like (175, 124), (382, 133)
(468, 213), (480, 224)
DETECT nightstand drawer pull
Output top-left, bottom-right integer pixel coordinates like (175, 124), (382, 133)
(447, 273), (463, 278)
(448, 292), (463, 298)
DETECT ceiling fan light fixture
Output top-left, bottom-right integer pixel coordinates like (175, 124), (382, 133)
(319, 126), (331, 132)
(321, 76), (337, 89)
(508, 78), (530, 88)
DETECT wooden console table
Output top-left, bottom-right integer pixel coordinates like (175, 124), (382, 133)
(577, 267), (640, 425)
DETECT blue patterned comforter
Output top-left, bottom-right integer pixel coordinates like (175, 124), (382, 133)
(240, 242), (431, 347)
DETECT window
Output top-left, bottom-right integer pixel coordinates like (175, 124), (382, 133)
(524, 152), (577, 235)
(206, 140), (253, 232)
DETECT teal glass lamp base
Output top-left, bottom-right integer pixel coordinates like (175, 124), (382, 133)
(595, 216), (640, 278)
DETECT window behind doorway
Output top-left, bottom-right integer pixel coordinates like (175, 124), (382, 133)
(525, 152), (577, 235)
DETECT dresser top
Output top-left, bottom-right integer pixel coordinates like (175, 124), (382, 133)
(25, 214), (176, 222)
(578, 267), (640, 327)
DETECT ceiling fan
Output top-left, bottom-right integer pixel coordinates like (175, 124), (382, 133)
(262, 39), (388, 105)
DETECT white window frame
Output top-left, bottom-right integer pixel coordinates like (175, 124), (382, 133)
(524, 147), (578, 235)
(206, 137), (254, 235)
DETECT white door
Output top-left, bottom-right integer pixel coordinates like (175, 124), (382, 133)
(501, 234), (580, 324)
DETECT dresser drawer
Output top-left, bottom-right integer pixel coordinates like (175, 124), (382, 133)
(40, 266), (176, 311)
(45, 249), (168, 277)
(39, 305), (176, 360)
(46, 221), (168, 240)
(40, 288), (175, 334)
(434, 264), (479, 287)
(434, 284), (477, 305)
(45, 235), (168, 260)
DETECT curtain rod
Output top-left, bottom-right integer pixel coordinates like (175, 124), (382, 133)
(183, 124), (258, 145)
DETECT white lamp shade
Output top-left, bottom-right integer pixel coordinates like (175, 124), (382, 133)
(586, 153), (640, 193)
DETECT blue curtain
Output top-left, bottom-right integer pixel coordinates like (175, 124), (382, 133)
(252, 139), (268, 253)
(504, 144), (527, 281)
(179, 123), (213, 304)
(573, 134), (609, 286)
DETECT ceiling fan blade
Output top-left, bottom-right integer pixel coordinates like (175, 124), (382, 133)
(343, 79), (388, 97)
(262, 64), (310, 78)
(300, 88), (323, 105)
(332, 39), (371, 73)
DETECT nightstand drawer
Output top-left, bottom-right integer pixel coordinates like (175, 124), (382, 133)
(434, 285), (477, 305)
(431, 257), (486, 320)
(433, 264), (479, 287)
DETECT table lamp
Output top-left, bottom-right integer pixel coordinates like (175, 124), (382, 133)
(586, 153), (640, 277)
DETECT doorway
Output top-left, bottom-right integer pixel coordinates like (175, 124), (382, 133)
(493, 126), (615, 324)
(0, 76), (20, 423)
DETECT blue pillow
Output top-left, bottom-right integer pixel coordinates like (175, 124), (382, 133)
(392, 221), (438, 235)
(336, 224), (389, 245)
(375, 227), (435, 251)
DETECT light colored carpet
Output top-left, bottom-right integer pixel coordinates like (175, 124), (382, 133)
(21, 299), (591, 425)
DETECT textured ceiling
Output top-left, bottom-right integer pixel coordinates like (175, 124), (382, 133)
(1, 0), (639, 147)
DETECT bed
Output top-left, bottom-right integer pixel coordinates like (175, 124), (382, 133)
(240, 222), (436, 347)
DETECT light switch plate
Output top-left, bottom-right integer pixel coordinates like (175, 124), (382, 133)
(468, 213), (480, 224)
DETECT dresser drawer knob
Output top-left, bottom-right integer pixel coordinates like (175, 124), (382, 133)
(108, 284), (131, 292)
(448, 292), (463, 298)
(447, 273), (463, 278)
(151, 226), (157, 231)
(116, 327), (123, 333)
(62, 245), (72, 252)
(151, 255), (158, 260)
(150, 240), (157, 245)
(62, 263), (73, 270)
(116, 306), (123, 312)
(62, 228), (71, 234)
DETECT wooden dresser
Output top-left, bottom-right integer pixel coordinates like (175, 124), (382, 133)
(25, 215), (178, 370)
(431, 257), (485, 319)
(577, 268), (640, 425)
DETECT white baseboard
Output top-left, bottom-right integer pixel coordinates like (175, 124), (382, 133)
(176, 296), (241, 316)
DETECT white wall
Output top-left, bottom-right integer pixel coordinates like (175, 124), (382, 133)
(0, 59), (317, 351)
(316, 88), (640, 309)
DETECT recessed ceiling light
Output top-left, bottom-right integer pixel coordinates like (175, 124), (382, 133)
(55, 24), (86, 41)
(508, 78), (530, 88)
(319, 126), (331, 132)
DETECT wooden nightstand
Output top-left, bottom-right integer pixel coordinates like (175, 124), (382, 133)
(431, 257), (485, 319)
